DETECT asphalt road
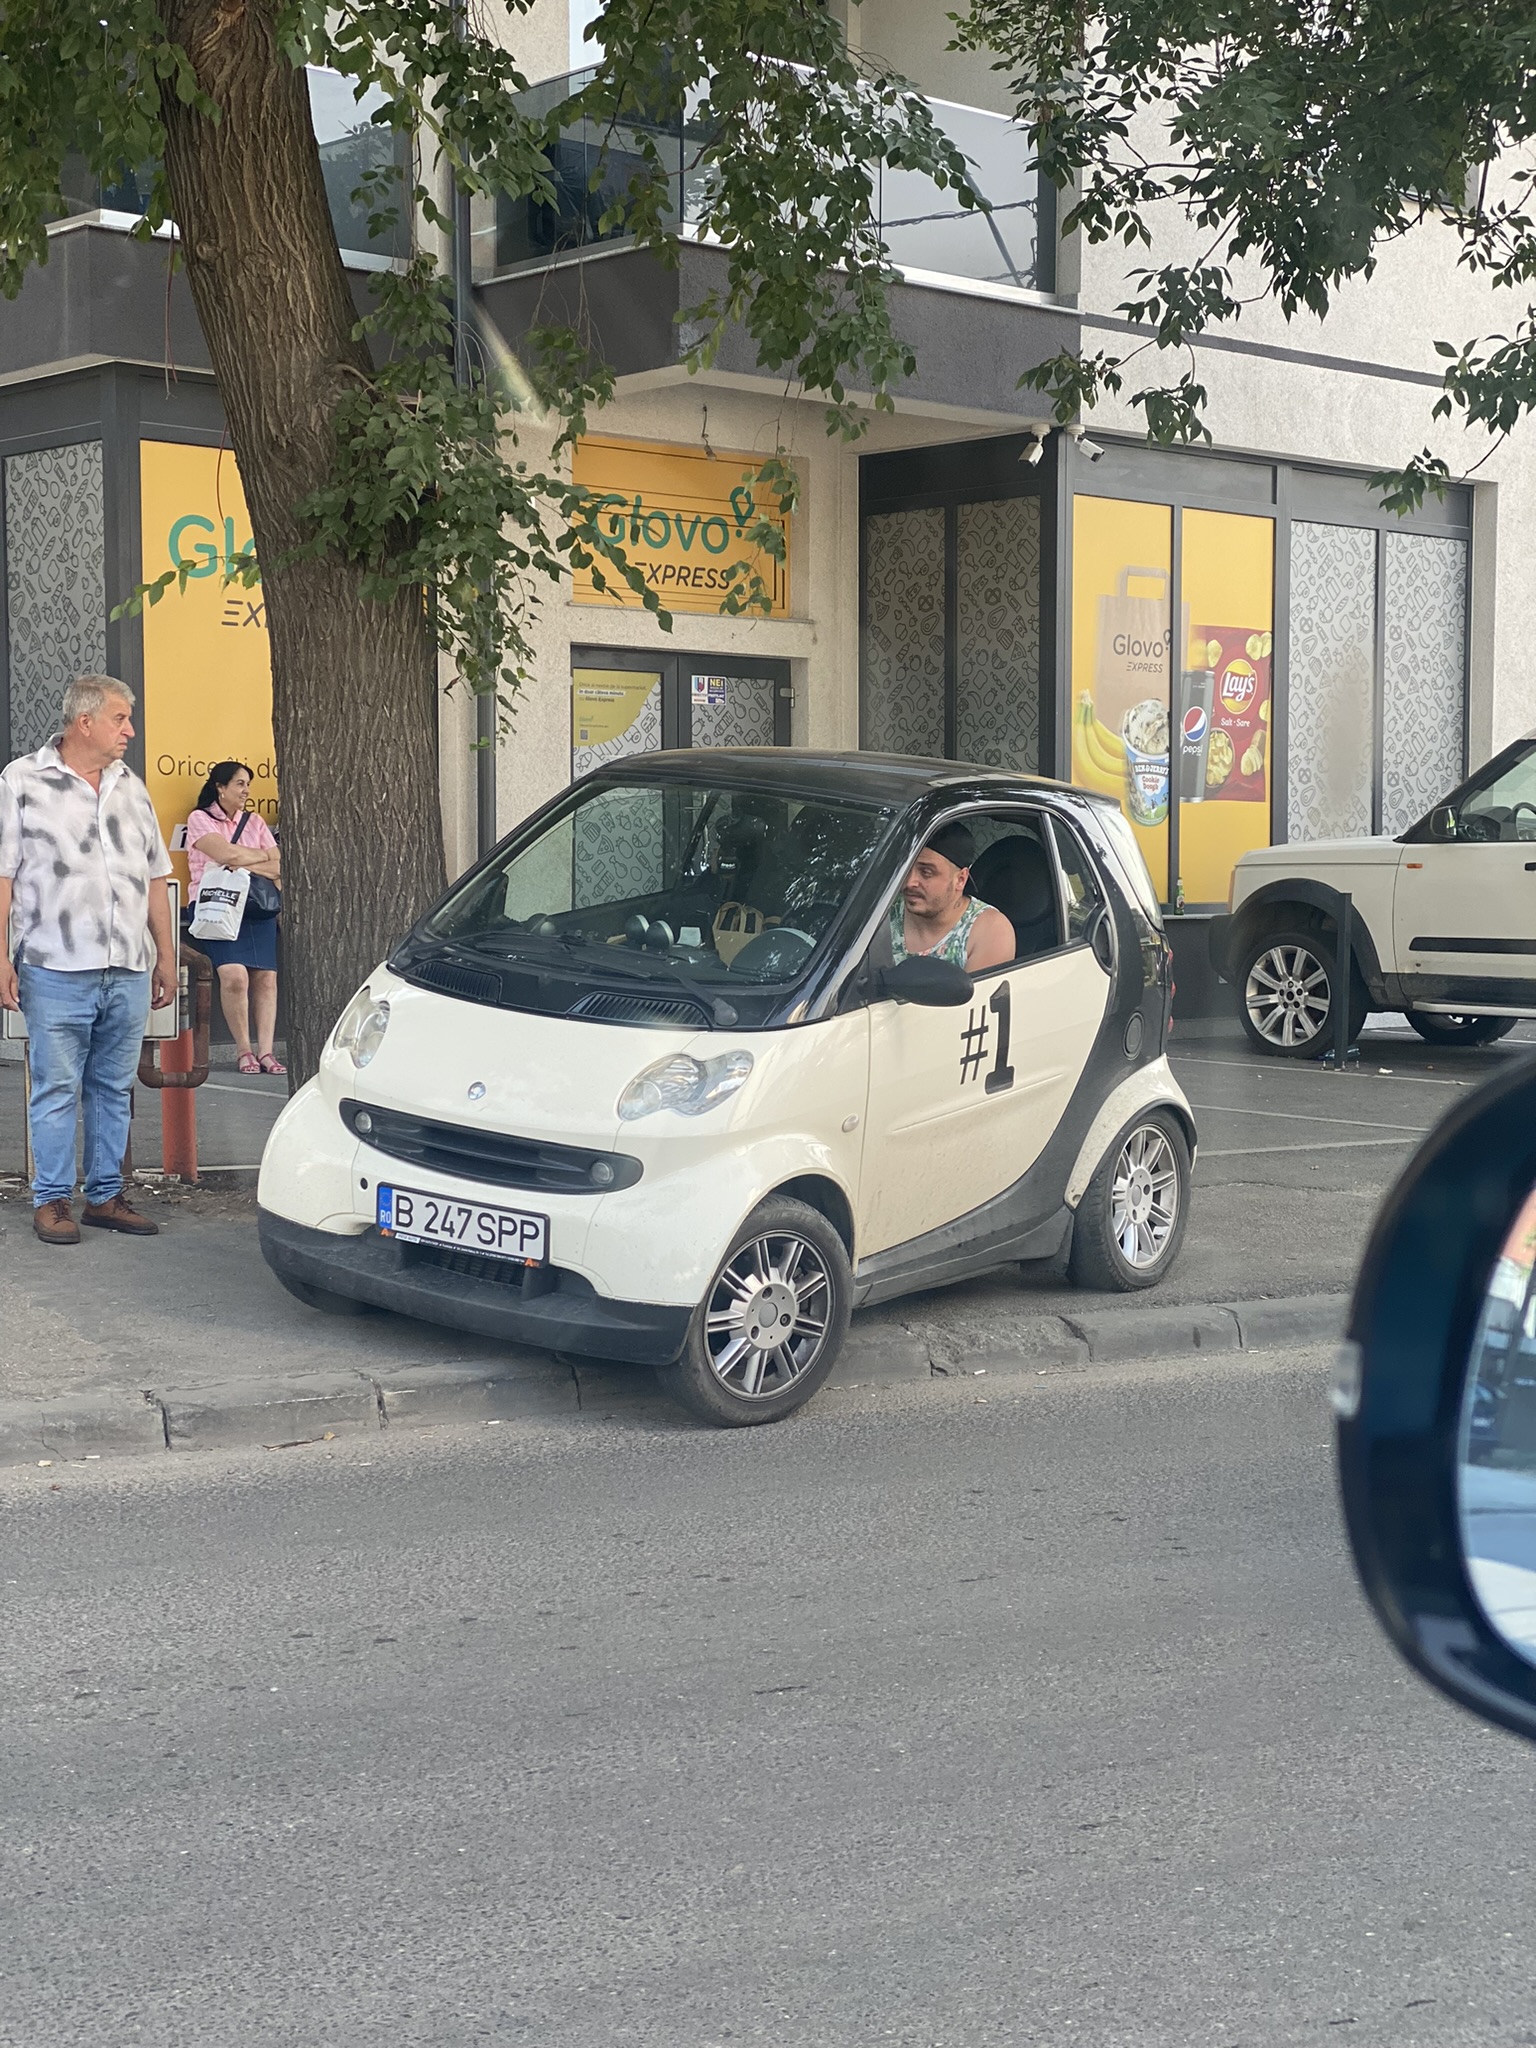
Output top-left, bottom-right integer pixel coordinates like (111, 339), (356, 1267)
(7, 1349), (1536, 2048)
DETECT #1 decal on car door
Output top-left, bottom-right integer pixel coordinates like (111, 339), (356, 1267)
(959, 980), (1015, 1095)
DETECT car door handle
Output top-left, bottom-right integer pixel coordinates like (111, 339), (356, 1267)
(1526, 862), (1536, 872)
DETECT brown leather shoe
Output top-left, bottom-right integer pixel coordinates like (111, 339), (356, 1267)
(33, 1199), (80, 1246)
(80, 1194), (160, 1237)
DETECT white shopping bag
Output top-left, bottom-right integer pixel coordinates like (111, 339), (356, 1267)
(190, 863), (250, 941)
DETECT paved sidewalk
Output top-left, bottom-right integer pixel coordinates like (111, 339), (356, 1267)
(0, 1173), (1347, 1464)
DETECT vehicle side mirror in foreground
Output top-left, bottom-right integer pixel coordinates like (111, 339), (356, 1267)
(1427, 803), (1459, 841)
(1337, 1052), (1536, 1743)
(877, 955), (974, 1006)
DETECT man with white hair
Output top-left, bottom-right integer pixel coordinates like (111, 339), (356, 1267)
(0, 674), (175, 1244)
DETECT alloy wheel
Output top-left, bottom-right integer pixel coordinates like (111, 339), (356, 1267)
(1244, 942), (1331, 1049)
(703, 1230), (833, 1399)
(1110, 1123), (1180, 1270)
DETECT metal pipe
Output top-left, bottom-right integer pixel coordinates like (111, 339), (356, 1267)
(449, 100), (498, 857)
(138, 948), (214, 1093)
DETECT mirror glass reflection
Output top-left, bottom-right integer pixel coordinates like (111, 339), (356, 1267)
(1459, 1187), (1536, 1659)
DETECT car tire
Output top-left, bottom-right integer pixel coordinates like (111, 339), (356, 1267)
(273, 1271), (379, 1317)
(1237, 924), (1366, 1059)
(1068, 1108), (1191, 1293)
(656, 1196), (852, 1427)
(1405, 1011), (1519, 1048)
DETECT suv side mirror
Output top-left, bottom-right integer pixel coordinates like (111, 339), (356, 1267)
(1338, 1053), (1536, 1744)
(1428, 803), (1459, 841)
(876, 955), (974, 1007)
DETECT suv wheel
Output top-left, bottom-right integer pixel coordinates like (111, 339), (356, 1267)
(657, 1196), (852, 1427)
(1237, 925), (1366, 1059)
(1406, 1011), (1519, 1048)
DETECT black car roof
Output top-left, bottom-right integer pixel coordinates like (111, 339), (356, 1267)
(589, 747), (1090, 808)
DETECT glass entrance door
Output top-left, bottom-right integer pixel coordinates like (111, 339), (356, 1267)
(571, 647), (791, 777)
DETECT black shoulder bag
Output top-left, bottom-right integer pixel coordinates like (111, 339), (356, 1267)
(231, 809), (281, 919)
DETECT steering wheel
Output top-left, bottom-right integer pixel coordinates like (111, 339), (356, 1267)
(1514, 802), (1536, 842)
(1458, 810), (1501, 843)
(725, 927), (816, 980)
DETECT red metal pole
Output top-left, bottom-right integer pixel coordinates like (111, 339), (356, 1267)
(139, 952), (211, 1182)
(159, 1023), (198, 1181)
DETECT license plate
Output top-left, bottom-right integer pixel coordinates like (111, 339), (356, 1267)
(377, 1184), (549, 1264)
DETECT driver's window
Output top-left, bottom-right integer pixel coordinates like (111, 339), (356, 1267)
(1459, 747), (1536, 842)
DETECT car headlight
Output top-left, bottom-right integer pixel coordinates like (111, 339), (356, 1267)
(617, 1049), (754, 1121)
(332, 987), (391, 1069)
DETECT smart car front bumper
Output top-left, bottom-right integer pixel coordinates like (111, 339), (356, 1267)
(256, 1209), (693, 1366)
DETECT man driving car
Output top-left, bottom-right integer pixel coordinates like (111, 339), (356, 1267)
(891, 821), (1014, 973)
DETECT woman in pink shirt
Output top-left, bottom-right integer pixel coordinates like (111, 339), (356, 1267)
(185, 760), (284, 1075)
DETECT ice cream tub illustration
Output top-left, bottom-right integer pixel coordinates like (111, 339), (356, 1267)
(1122, 696), (1171, 826)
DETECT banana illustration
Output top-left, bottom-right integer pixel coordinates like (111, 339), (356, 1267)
(1074, 698), (1127, 794)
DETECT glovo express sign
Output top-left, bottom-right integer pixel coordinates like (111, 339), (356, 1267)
(571, 436), (791, 616)
(139, 441), (277, 872)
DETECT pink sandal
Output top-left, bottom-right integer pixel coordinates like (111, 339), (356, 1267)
(257, 1054), (287, 1076)
(236, 1052), (261, 1075)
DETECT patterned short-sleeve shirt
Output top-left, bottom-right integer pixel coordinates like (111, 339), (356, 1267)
(0, 741), (173, 972)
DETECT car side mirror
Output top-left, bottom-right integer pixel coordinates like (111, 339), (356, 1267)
(1337, 1052), (1536, 1744)
(875, 955), (974, 1007)
(1428, 803), (1459, 841)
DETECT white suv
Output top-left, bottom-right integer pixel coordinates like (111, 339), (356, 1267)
(1212, 735), (1536, 1056)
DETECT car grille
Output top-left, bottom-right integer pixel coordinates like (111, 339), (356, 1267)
(398, 1240), (557, 1292)
(407, 958), (502, 1004)
(570, 990), (708, 1027)
(340, 1099), (641, 1193)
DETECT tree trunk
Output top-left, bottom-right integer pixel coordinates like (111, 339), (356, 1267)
(155, 0), (447, 1082)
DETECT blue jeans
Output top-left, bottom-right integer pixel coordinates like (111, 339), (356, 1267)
(19, 965), (151, 1207)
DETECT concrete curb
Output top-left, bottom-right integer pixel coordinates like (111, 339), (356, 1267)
(0, 1291), (1350, 1467)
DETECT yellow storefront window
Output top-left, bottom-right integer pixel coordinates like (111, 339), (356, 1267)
(1070, 498), (1175, 903)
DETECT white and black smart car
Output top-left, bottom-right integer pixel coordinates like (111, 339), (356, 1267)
(258, 753), (1196, 1425)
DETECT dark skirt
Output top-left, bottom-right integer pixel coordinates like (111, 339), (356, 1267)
(184, 911), (279, 973)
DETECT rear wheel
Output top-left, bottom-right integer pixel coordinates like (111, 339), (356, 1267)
(657, 1197), (852, 1427)
(1069, 1109), (1191, 1292)
(1237, 925), (1366, 1059)
(1406, 1011), (1519, 1048)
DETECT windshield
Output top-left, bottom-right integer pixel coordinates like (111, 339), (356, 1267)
(1456, 737), (1536, 841)
(428, 778), (895, 987)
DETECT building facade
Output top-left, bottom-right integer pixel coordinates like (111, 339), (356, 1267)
(0, 2), (1523, 998)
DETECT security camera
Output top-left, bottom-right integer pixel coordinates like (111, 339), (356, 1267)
(1066, 424), (1106, 463)
(1018, 428), (1046, 467)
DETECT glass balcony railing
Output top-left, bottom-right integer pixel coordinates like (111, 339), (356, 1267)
(50, 68), (411, 265)
(473, 69), (1054, 296)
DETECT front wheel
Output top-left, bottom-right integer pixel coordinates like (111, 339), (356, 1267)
(1069, 1109), (1191, 1292)
(1237, 925), (1366, 1059)
(1406, 1011), (1519, 1048)
(657, 1197), (852, 1427)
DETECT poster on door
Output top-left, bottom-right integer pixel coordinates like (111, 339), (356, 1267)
(1184, 624), (1271, 803)
(571, 667), (662, 779)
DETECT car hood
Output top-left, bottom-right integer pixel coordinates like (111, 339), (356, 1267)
(1237, 836), (1401, 868)
(339, 973), (705, 1146)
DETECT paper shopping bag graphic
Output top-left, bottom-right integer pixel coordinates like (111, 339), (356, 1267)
(1093, 567), (1184, 738)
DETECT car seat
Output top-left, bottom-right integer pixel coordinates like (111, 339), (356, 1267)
(969, 833), (1060, 961)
